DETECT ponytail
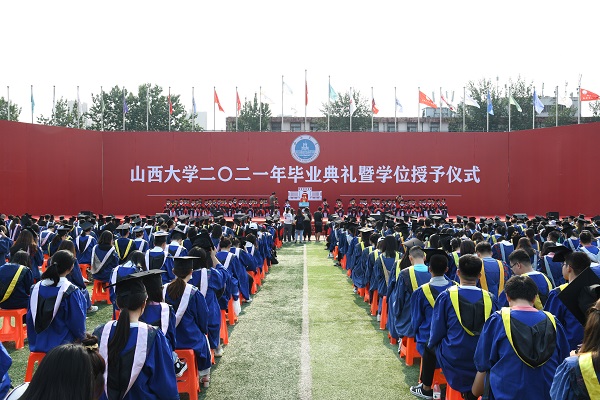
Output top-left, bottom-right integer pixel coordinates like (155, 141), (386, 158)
(41, 250), (75, 286)
(41, 261), (60, 286)
(167, 277), (187, 300)
(108, 308), (131, 362)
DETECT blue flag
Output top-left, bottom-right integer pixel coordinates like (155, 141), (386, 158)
(533, 89), (544, 114)
(329, 84), (338, 101)
(123, 90), (129, 114)
(487, 90), (494, 115)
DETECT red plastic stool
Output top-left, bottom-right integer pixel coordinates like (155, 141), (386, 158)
(92, 280), (111, 305)
(227, 298), (237, 325)
(340, 255), (347, 270)
(79, 263), (90, 281)
(380, 296), (388, 330)
(0, 308), (27, 349)
(346, 267), (352, 277)
(220, 310), (229, 345)
(399, 337), (421, 366)
(25, 352), (46, 382)
(419, 358), (447, 385)
(175, 349), (200, 400)
(388, 332), (398, 345)
(364, 284), (370, 303)
(255, 268), (262, 287)
(370, 290), (379, 316)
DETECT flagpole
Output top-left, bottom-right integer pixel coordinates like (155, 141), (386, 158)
(30, 85), (34, 124)
(394, 86), (397, 132)
(555, 85), (559, 127)
(77, 85), (80, 129)
(371, 87), (374, 132)
(281, 75), (284, 131)
(213, 87), (216, 131)
(100, 86), (104, 131)
(532, 87), (535, 130)
(462, 87), (466, 132)
(122, 87), (126, 131)
(486, 90), (489, 133)
(168, 86), (171, 132)
(508, 85), (511, 132)
(6, 86), (9, 121)
(304, 69), (307, 131)
(577, 85), (581, 124)
(191, 86), (195, 132)
(52, 85), (56, 122)
(417, 86), (420, 133)
(146, 84), (150, 131)
(259, 86), (262, 132)
(349, 87), (352, 132)
(327, 76), (331, 132)
(439, 87), (442, 131)
(235, 86), (239, 132)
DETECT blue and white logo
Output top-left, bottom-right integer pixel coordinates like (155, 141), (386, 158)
(291, 135), (320, 164)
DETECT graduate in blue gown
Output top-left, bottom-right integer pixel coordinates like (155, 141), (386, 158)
(217, 237), (249, 302)
(163, 256), (212, 387)
(0, 342), (11, 399)
(26, 250), (87, 353)
(411, 254), (498, 399)
(113, 225), (136, 263)
(9, 227), (44, 282)
(498, 249), (553, 308)
(48, 226), (72, 258)
(57, 241), (93, 312)
(38, 224), (56, 257)
(132, 227), (150, 253)
(537, 242), (566, 286)
(75, 221), (97, 265)
(91, 231), (120, 284)
(94, 270), (179, 400)
(475, 241), (511, 298)
(551, 298), (600, 400)
(167, 227), (188, 258)
(146, 232), (175, 284)
(0, 250), (33, 310)
(473, 275), (570, 400)
(109, 251), (147, 315)
(351, 228), (374, 290)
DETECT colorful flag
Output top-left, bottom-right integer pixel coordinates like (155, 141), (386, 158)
(123, 89), (128, 114)
(580, 88), (600, 102)
(440, 94), (455, 112)
(463, 93), (480, 108)
(214, 89), (224, 112)
(395, 98), (403, 113)
(236, 90), (241, 112)
(168, 94), (173, 115)
(305, 80), (308, 106)
(371, 98), (379, 114)
(487, 91), (494, 115)
(419, 91), (437, 108)
(533, 89), (544, 114)
(509, 95), (522, 112)
(329, 84), (338, 101)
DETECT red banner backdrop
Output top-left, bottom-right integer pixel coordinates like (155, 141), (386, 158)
(0, 120), (597, 217)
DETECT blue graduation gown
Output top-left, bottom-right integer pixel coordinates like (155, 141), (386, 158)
(94, 322), (179, 400)
(140, 302), (177, 353)
(373, 254), (398, 295)
(0, 263), (33, 309)
(544, 285), (583, 351)
(429, 286), (499, 393)
(75, 235), (97, 264)
(133, 238), (149, 253)
(479, 257), (511, 298)
(164, 284), (212, 371)
(366, 249), (380, 291)
(0, 343), (11, 399)
(146, 248), (175, 284)
(26, 279), (87, 353)
(537, 255), (565, 287)
(217, 251), (249, 301)
(109, 264), (139, 306)
(389, 264), (431, 339)
(167, 242), (188, 258)
(474, 309), (570, 400)
(351, 243), (371, 289)
(66, 259), (91, 310)
(492, 241), (514, 264)
(232, 247), (258, 273)
(550, 355), (599, 400)
(91, 246), (119, 283)
(0, 237), (11, 266)
(190, 267), (225, 349)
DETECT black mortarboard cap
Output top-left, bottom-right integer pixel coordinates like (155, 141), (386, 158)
(116, 224), (131, 231)
(131, 217), (142, 225)
(549, 245), (573, 263)
(423, 248), (447, 260)
(133, 226), (144, 233)
(173, 256), (201, 271)
(23, 226), (39, 237)
(105, 270), (150, 297)
(513, 213), (528, 221)
(402, 238), (425, 249)
(178, 215), (189, 221)
(193, 229), (214, 250)
(57, 225), (72, 235)
(80, 221), (94, 231)
(558, 266), (600, 325)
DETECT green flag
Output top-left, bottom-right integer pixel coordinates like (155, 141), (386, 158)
(509, 95), (522, 112)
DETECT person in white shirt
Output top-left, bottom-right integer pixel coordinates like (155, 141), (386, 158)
(283, 207), (294, 243)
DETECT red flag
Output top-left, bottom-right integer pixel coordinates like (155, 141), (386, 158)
(419, 91), (438, 108)
(580, 88), (600, 102)
(168, 95), (173, 115)
(236, 90), (241, 112)
(371, 98), (379, 114)
(214, 89), (224, 112)
(305, 81), (308, 106)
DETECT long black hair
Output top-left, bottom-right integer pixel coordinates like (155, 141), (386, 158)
(41, 250), (75, 286)
(109, 285), (147, 363)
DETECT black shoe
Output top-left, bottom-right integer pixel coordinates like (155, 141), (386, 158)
(174, 357), (188, 377)
(409, 383), (433, 399)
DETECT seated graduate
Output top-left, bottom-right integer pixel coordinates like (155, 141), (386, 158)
(94, 271), (179, 400)
(48, 226), (72, 258)
(146, 231), (175, 285)
(91, 231), (120, 284)
(167, 227), (188, 258)
(538, 241), (566, 287)
(139, 269), (188, 378)
(0, 342), (10, 398)
(411, 251), (457, 357)
(473, 275), (570, 400)
(57, 241), (95, 313)
(551, 297), (600, 399)
(499, 249), (553, 309)
(388, 246), (431, 341)
(545, 248), (596, 351)
(351, 227), (375, 293)
(373, 235), (402, 319)
(216, 237), (249, 306)
(230, 236), (257, 300)
(14, 335), (105, 400)
(109, 250), (147, 316)
(163, 256), (212, 387)
(361, 232), (380, 295)
(9, 228), (44, 282)
(0, 250), (33, 310)
(491, 226), (515, 264)
(75, 221), (97, 266)
(113, 224), (135, 264)
(411, 254), (499, 400)
(132, 226), (149, 253)
(26, 250), (87, 353)
(475, 241), (511, 298)
(578, 230), (600, 264)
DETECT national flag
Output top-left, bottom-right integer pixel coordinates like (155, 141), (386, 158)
(214, 89), (224, 112)
(168, 94), (173, 115)
(30, 87), (35, 113)
(419, 91), (437, 108)
(236, 90), (241, 112)
(283, 82), (293, 95)
(558, 92), (573, 108)
(440, 94), (455, 112)
(371, 98), (379, 114)
(192, 96), (196, 114)
(487, 90), (494, 115)
(509, 95), (522, 112)
(329, 84), (338, 101)
(123, 89), (128, 114)
(349, 89), (357, 115)
(533, 89), (544, 114)
(463, 93), (480, 108)
(395, 98), (403, 113)
(580, 88), (600, 102)
(305, 80), (308, 106)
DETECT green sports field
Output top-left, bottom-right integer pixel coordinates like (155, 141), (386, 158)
(5, 242), (420, 399)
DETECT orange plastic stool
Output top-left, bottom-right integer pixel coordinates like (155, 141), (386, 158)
(92, 280), (111, 305)
(364, 284), (370, 303)
(380, 296), (388, 330)
(227, 298), (237, 325)
(255, 268), (262, 287)
(370, 290), (379, 316)
(341, 255), (347, 270)
(419, 358), (447, 385)
(219, 310), (229, 345)
(388, 332), (398, 345)
(25, 352), (46, 382)
(175, 349), (200, 400)
(357, 287), (365, 298)
(346, 268), (352, 277)
(263, 259), (269, 275)
(79, 263), (90, 281)
(249, 271), (257, 295)
(0, 308), (27, 349)
(333, 246), (339, 259)
(399, 336), (421, 366)
(41, 258), (48, 273)
(211, 348), (215, 365)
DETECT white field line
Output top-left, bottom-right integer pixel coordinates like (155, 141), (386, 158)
(299, 244), (312, 400)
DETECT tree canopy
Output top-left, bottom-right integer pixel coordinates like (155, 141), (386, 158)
(319, 90), (371, 131)
(0, 97), (21, 121)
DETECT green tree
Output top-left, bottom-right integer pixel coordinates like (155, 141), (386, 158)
(234, 94), (272, 131)
(319, 90), (370, 131)
(37, 98), (85, 128)
(86, 84), (198, 131)
(0, 97), (21, 121)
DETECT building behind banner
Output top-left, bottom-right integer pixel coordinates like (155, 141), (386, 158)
(0, 120), (597, 217)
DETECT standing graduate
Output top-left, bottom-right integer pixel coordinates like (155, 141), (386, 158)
(26, 250), (87, 353)
(163, 256), (212, 387)
(91, 231), (119, 284)
(94, 271), (179, 400)
(473, 275), (570, 400)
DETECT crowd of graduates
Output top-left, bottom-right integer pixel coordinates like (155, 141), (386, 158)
(326, 212), (600, 400)
(0, 211), (280, 399)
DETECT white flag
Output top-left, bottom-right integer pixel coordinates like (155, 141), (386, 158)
(349, 89), (357, 115)
(261, 91), (276, 104)
(462, 93), (481, 108)
(558, 92), (573, 108)
(395, 98), (403, 113)
(283, 82), (293, 95)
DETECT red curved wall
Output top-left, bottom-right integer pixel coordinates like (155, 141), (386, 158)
(0, 120), (597, 217)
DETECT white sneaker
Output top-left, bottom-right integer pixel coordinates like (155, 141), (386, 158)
(87, 306), (99, 313)
(214, 346), (224, 357)
(376, 314), (381, 322)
